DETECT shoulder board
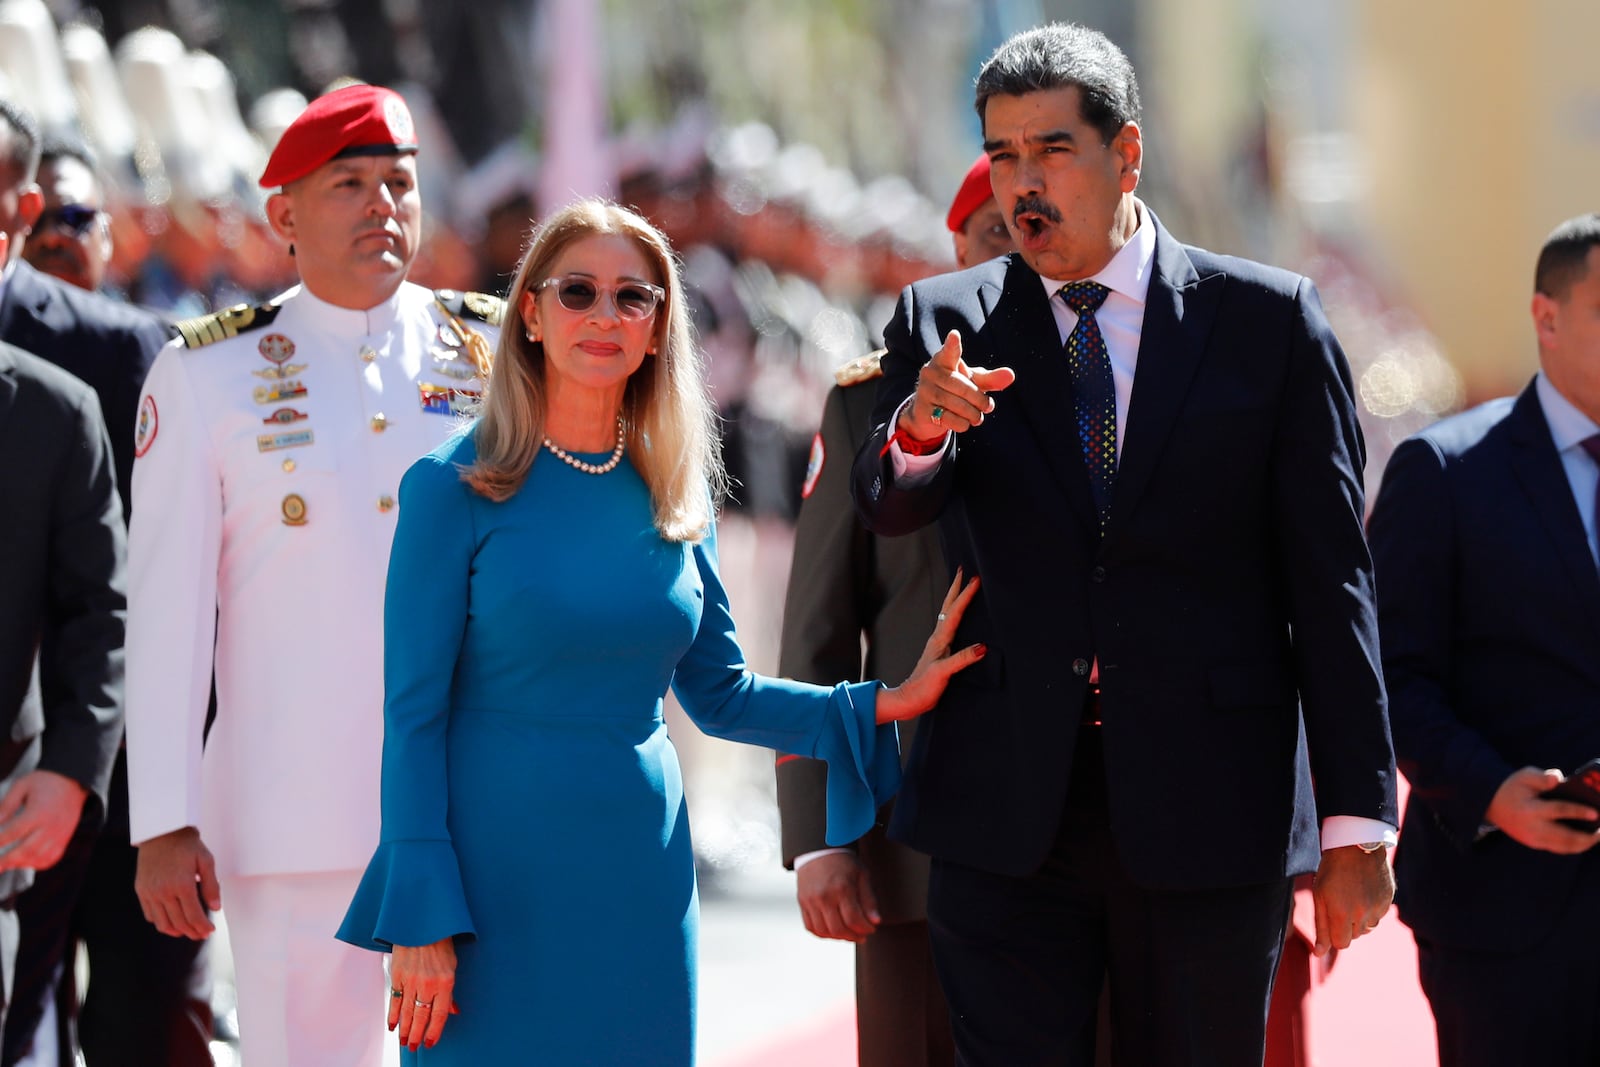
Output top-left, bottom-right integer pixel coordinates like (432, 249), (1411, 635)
(434, 288), (506, 328)
(174, 303), (281, 349)
(834, 349), (885, 388)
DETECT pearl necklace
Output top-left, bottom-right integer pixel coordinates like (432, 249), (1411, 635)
(543, 417), (626, 475)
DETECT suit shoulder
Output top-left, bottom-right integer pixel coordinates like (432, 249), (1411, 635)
(27, 270), (172, 344)
(433, 288), (507, 327)
(173, 302), (283, 350)
(1408, 396), (1518, 457)
(907, 256), (1010, 300)
(1185, 245), (1304, 296)
(2, 342), (98, 413)
(834, 349), (884, 388)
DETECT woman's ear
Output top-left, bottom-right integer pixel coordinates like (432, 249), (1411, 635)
(519, 288), (541, 342)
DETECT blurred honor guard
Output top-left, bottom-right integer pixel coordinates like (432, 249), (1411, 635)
(774, 156), (1011, 1067)
(123, 84), (503, 1067)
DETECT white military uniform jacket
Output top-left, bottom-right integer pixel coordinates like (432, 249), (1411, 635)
(126, 279), (503, 878)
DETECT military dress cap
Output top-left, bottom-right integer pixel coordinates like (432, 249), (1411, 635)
(945, 153), (993, 234)
(258, 83), (417, 189)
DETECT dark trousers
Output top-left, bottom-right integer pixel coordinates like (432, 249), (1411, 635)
(1416, 857), (1600, 1067)
(856, 919), (954, 1067)
(926, 727), (1292, 1067)
(2, 753), (213, 1067)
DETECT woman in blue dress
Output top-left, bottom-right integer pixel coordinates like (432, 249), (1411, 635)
(336, 199), (984, 1062)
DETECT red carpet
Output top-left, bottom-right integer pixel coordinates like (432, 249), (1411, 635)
(721, 783), (1439, 1066)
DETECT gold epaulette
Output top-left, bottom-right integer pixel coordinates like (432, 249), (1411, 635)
(174, 303), (282, 349)
(434, 288), (507, 327)
(834, 349), (885, 388)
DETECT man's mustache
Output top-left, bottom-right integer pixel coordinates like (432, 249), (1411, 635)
(1012, 196), (1062, 225)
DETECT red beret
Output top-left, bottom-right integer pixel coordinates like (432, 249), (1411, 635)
(258, 84), (418, 189)
(945, 153), (994, 233)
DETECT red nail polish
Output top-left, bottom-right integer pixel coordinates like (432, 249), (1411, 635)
(975, 643), (988, 655)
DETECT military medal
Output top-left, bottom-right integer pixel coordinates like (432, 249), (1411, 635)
(431, 352), (477, 380)
(253, 362), (307, 380)
(436, 323), (463, 349)
(254, 380), (308, 405)
(418, 382), (453, 415)
(448, 387), (484, 415)
(257, 429), (314, 452)
(281, 493), (308, 526)
(263, 408), (308, 425)
(258, 333), (296, 364)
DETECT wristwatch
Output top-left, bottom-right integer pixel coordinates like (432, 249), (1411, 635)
(1355, 840), (1388, 854)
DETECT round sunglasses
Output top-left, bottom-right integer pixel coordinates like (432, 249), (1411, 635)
(536, 274), (665, 321)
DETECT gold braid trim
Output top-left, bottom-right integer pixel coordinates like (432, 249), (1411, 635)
(434, 298), (495, 381)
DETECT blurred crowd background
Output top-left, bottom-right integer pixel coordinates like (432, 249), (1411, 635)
(2, 0), (1597, 1051)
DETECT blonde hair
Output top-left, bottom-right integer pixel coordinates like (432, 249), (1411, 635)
(463, 198), (725, 542)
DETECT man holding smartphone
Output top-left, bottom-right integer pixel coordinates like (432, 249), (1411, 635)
(1369, 212), (1600, 1066)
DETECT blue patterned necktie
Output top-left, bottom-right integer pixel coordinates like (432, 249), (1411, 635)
(1061, 281), (1116, 532)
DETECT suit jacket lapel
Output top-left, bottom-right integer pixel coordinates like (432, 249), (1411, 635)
(980, 255), (1099, 539)
(1507, 384), (1600, 637)
(1106, 218), (1223, 544)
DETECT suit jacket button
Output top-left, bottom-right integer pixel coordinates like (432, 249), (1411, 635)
(1090, 566), (1107, 583)
(1072, 658), (1090, 676)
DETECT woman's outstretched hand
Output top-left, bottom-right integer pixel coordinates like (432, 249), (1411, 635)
(875, 571), (986, 724)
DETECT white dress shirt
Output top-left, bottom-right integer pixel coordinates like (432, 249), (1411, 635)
(1537, 373), (1600, 566)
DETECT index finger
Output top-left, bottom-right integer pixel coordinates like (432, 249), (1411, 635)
(930, 330), (963, 372)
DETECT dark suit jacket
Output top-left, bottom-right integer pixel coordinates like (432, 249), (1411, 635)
(0, 261), (173, 518)
(851, 217), (1397, 888)
(1370, 383), (1600, 953)
(0, 342), (126, 901)
(778, 372), (947, 925)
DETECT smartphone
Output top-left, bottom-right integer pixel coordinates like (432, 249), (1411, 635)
(1543, 757), (1600, 830)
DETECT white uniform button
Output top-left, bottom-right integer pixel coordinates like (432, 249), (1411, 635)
(282, 458), (297, 472)
(371, 413), (388, 432)
(378, 495), (396, 513)
(360, 345), (377, 362)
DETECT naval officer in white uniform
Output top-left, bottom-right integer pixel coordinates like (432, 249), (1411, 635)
(123, 83), (504, 1067)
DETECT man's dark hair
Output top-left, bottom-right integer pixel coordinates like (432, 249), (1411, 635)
(1535, 213), (1600, 300)
(40, 134), (99, 177)
(0, 98), (41, 188)
(974, 23), (1141, 146)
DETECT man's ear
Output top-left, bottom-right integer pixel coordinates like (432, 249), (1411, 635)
(1531, 291), (1559, 348)
(264, 191), (295, 246)
(16, 186), (42, 230)
(1114, 122), (1142, 193)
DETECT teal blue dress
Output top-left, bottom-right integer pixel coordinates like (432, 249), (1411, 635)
(337, 429), (899, 1064)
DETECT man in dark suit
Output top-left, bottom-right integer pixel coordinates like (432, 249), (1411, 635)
(1368, 212), (1600, 1066)
(850, 23), (1398, 1064)
(0, 101), (204, 1067)
(0, 336), (125, 1037)
(776, 154), (1015, 1067)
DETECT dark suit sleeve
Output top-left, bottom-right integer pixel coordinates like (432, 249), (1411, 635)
(1369, 435), (1510, 847)
(38, 389), (126, 807)
(777, 385), (871, 865)
(852, 287), (956, 537)
(1272, 278), (1398, 826)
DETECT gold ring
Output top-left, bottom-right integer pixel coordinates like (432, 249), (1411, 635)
(390, 989), (404, 999)
(931, 405), (945, 422)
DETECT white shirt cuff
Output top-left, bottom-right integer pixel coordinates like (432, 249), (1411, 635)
(793, 847), (854, 871)
(886, 395), (952, 485)
(1320, 816), (1397, 852)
